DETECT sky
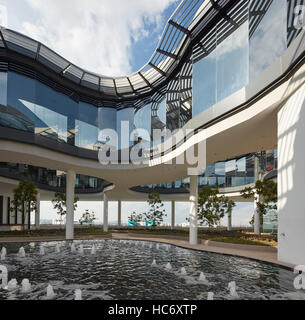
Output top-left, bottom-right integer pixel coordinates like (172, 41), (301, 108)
(39, 201), (254, 228)
(0, 0), (180, 75)
(0, 0), (254, 227)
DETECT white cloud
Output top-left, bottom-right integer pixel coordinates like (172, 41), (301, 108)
(19, 0), (178, 76)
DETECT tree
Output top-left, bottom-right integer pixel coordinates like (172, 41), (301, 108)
(79, 210), (96, 226)
(52, 190), (79, 224)
(11, 181), (38, 230)
(197, 186), (235, 228)
(222, 197), (236, 231)
(241, 179), (277, 235)
(143, 193), (166, 227)
(128, 212), (143, 226)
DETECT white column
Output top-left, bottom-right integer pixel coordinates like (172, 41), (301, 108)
(189, 175), (198, 245)
(2, 197), (8, 225)
(278, 82), (305, 265)
(253, 194), (260, 235)
(103, 193), (108, 232)
(227, 210), (232, 232)
(118, 200), (122, 227)
(171, 201), (175, 230)
(35, 192), (40, 230)
(66, 170), (76, 240)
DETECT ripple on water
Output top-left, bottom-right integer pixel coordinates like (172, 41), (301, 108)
(0, 240), (304, 300)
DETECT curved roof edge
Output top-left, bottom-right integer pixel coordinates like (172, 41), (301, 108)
(0, 0), (232, 100)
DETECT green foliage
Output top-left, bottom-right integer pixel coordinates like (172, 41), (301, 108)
(128, 212), (143, 225)
(52, 190), (79, 217)
(10, 181), (38, 227)
(197, 186), (236, 227)
(79, 210), (96, 226)
(143, 193), (167, 227)
(241, 179), (277, 225)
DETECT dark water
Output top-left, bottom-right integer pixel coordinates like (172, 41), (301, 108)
(0, 240), (304, 300)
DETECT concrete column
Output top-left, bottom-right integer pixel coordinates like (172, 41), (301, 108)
(254, 193), (260, 236)
(35, 192), (40, 230)
(227, 209), (232, 232)
(278, 82), (305, 265)
(2, 197), (8, 225)
(103, 193), (108, 232)
(189, 175), (198, 245)
(171, 201), (175, 230)
(118, 200), (122, 227)
(66, 170), (76, 240)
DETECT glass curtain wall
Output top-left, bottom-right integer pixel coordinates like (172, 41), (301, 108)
(249, 0), (287, 81)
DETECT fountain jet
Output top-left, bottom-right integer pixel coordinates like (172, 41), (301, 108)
(181, 267), (187, 276)
(71, 243), (76, 253)
(39, 245), (45, 256)
(228, 281), (238, 297)
(207, 292), (214, 300)
(18, 247), (26, 258)
(151, 260), (157, 267)
(165, 263), (172, 271)
(47, 284), (55, 299)
(199, 272), (206, 282)
(78, 245), (84, 255)
(8, 279), (18, 291)
(1, 249), (6, 261)
(0, 265), (8, 289)
(21, 279), (31, 293)
(75, 289), (82, 300)
(55, 244), (61, 253)
(91, 245), (96, 255)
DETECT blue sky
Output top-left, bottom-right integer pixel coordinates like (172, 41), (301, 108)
(0, 0), (180, 75)
(0, 0), (254, 226)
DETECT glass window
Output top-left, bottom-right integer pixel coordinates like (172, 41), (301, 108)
(75, 119), (99, 150)
(117, 108), (134, 150)
(98, 107), (117, 131)
(193, 49), (216, 117)
(215, 162), (225, 176)
(237, 157), (246, 172)
(205, 164), (215, 177)
(249, 0), (287, 81)
(157, 98), (166, 126)
(98, 107), (117, 147)
(134, 103), (151, 140)
(0, 72), (7, 107)
(226, 160), (237, 174)
(217, 21), (249, 102)
(75, 102), (98, 150)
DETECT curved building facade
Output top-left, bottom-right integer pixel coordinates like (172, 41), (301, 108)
(0, 0), (304, 265)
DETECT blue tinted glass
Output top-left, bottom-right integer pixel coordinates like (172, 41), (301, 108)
(226, 160), (237, 173)
(134, 103), (151, 138)
(117, 108), (134, 149)
(0, 72), (7, 106)
(157, 99), (166, 126)
(75, 102), (98, 150)
(249, 0), (287, 81)
(7, 72), (35, 133)
(98, 108), (117, 131)
(193, 50), (216, 117)
(35, 81), (76, 142)
(217, 21), (249, 102)
(215, 162), (225, 176)
(237, 157), (246, 172)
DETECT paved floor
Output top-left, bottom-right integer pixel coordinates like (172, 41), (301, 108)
(0, 233), (295, 270)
